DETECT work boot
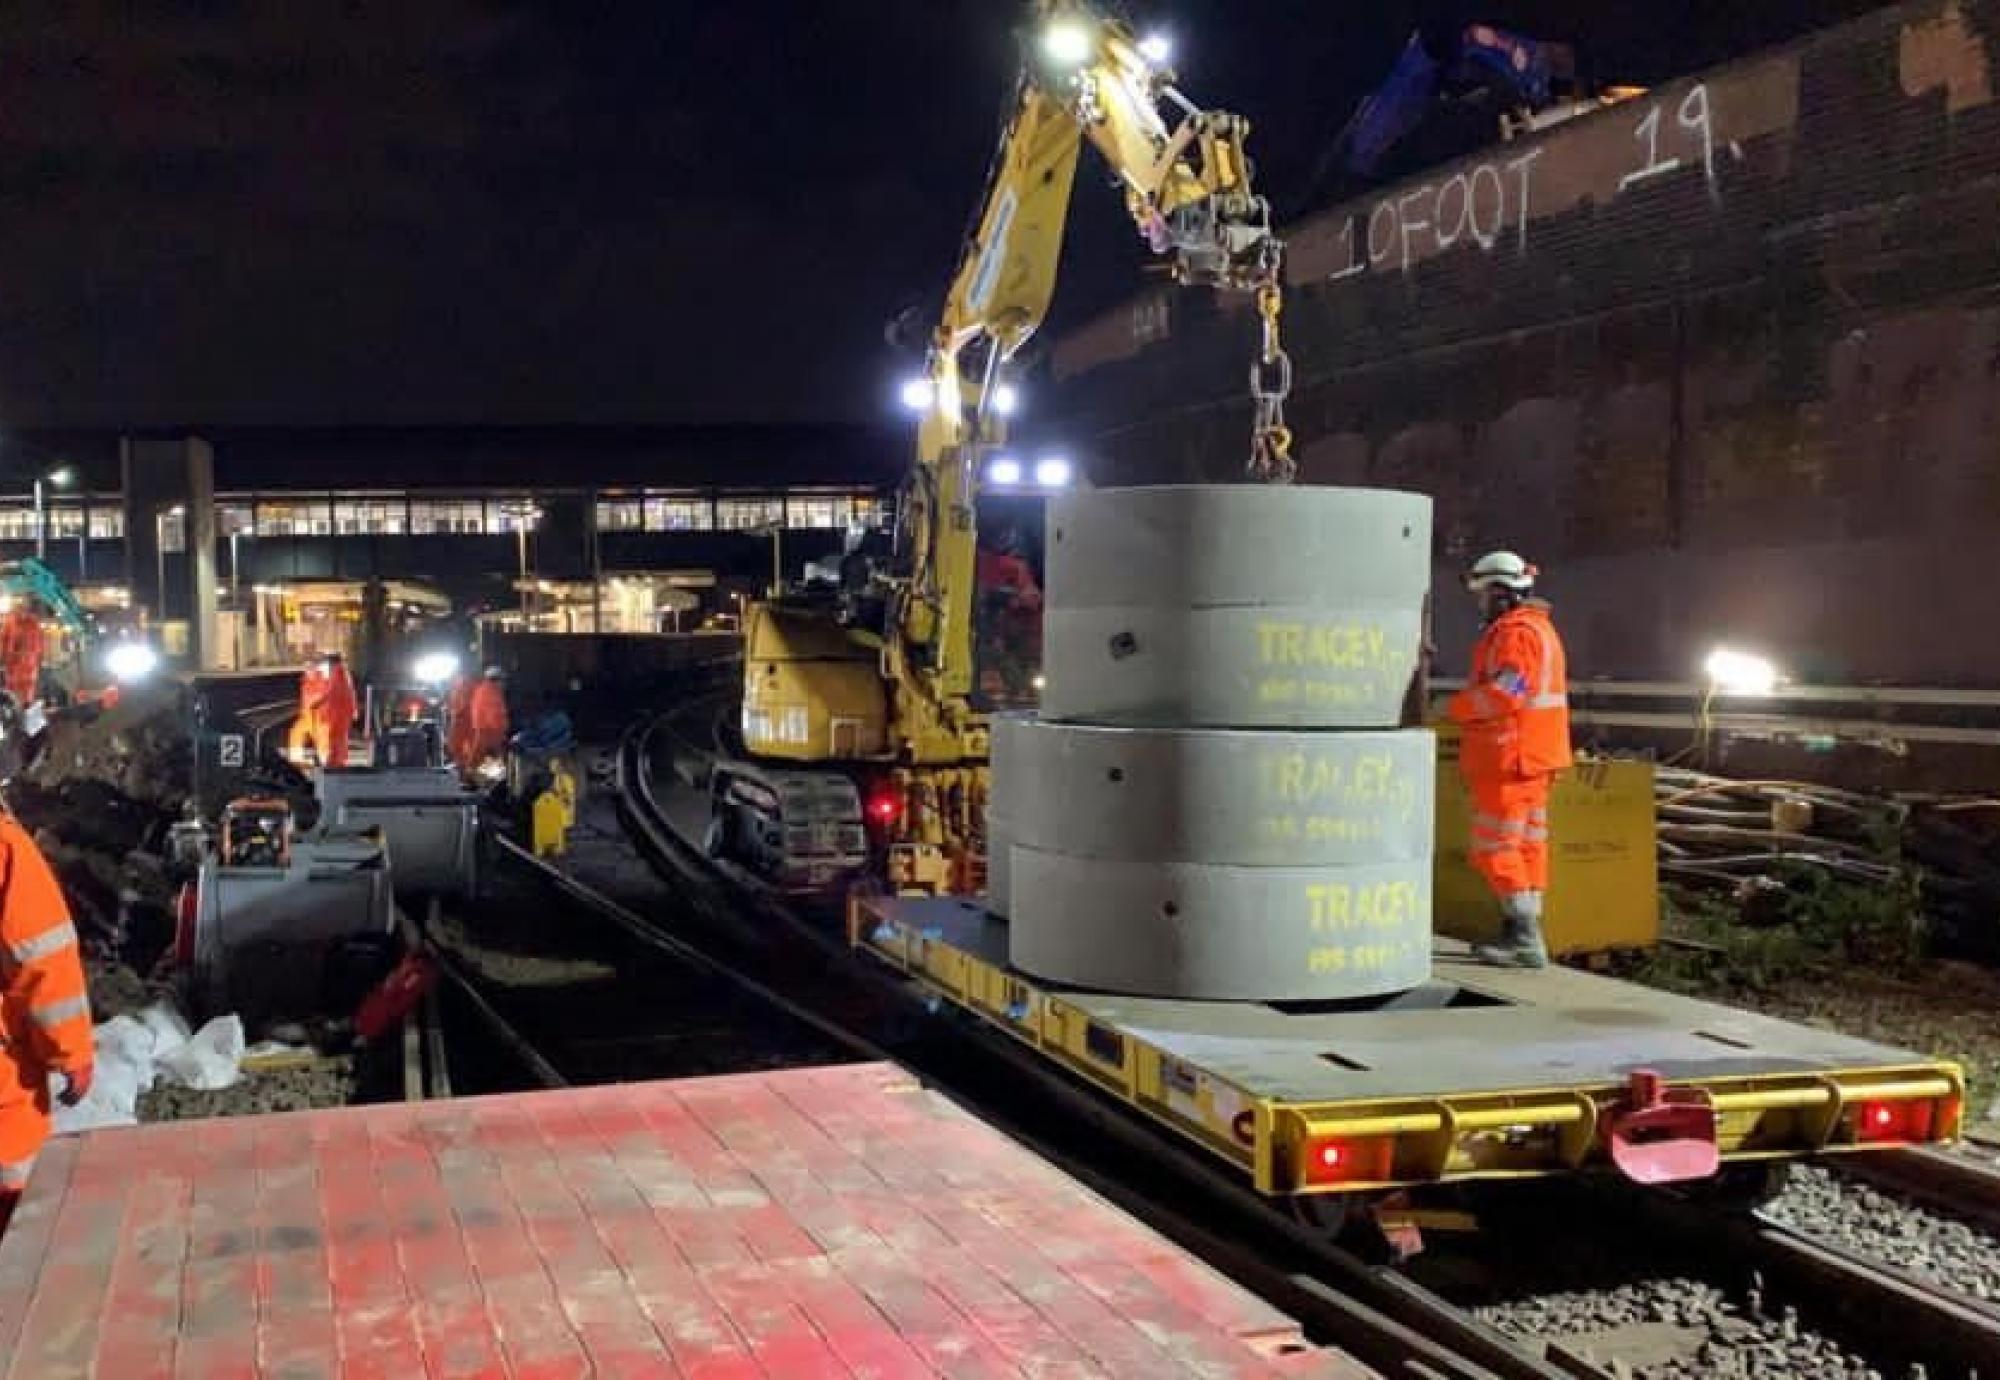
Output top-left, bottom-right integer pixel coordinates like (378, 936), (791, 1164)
(1473, 891), (1549, 969)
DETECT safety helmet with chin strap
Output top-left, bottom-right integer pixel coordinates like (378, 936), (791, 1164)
(1464, 550), (1537, 593)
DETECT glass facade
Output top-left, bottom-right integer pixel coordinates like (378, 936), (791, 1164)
(333, 496), (407, 535)
(408, 499), (487, 535)
(255, 499), (333, 536)
(715, 495), (786, 531)
(644, 495), (712, 531)
(597, 496), (645, 532)
(0, 485), (890, 552)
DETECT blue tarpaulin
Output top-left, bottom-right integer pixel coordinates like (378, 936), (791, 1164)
(1342, 32), (1438, 177)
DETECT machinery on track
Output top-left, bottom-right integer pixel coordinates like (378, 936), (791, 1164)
(709, 0), (1294, 893)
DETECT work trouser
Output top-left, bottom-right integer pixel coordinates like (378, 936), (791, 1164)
(1466, 774), (1553, 898)
(320, 716), (350, 768)
(288, 713), (319, 761)
(0, 1068), (52, 1234)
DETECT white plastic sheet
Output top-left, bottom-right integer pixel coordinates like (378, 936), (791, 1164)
(52, 1000), (254, 1133)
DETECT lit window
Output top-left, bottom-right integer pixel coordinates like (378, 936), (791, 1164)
(88, 507), (124, 540)
(597, 498), (644, 532)
(219, 503), (255, 536)
(644, 494), (713, 531)
(785, 495), (844, 529)
(410, 500), (488, 535)
(44, 505), (84, 539)
(256, 500), (333, 536)
(715, 496), (784, 531)
(0, 505), (35, 542)
(158, 510), (186, 553)
(853, 496), (889, 530)
(333, 497), (406, 535)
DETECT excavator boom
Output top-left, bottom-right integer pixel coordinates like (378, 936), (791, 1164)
(728, 2), (1293, 894)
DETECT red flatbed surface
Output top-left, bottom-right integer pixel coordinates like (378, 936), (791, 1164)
(0, 1062), (1368, 1379)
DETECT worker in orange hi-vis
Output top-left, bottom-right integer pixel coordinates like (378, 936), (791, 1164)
(0, 812), (94, 1233)
(467, 666), (510, 770)
(0, 601), (44, 707)
(1446, 551), (1573, 969)
(288, 660), (328, 762)
(318, 652), (358, 769)
(444, 672), (475, 768)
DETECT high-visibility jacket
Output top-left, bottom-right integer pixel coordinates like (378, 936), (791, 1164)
(468, 680), (510, 761)
(0, 814), (93, 1193)
(977, 550), (1042, 612)
(298, 665), (328, 719)
(1447, 601), (1572, 783)
(0, 609), (43, 705)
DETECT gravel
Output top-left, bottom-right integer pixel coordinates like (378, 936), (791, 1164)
(1477, 1277), (1881, 1378)
(430, 901), (616, 989)
(138, 1058), (356, 1123)
(1764, 1163), (2000, 1303)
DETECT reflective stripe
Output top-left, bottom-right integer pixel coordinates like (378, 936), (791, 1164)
(1469, 838), (1510, 855)
(8, 921), (76, 965)
(30, 994), (90, 1029)
(0, 1158), (31, 1189)
(1525, 828), (1549, 842)
(1471, 812), (1529, 837)
(1527, 693), (1568, 709)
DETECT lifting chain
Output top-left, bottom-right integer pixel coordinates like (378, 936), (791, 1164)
(1247, 233), (1295, 484)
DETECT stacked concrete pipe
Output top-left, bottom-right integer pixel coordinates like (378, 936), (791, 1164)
(990, 485), (1435, 1000)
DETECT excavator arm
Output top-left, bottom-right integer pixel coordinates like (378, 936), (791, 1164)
(891, 1), (1293, 763)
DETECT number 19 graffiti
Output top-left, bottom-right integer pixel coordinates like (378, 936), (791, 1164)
(1620, 83), (1717, 191)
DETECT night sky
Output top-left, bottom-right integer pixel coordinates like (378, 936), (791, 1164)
(0, 0), (1882, 432)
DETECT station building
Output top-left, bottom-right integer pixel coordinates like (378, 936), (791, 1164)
(4, 425), (898, 667)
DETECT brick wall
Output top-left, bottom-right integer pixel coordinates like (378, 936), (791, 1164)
(1047, 0), (2000, 685)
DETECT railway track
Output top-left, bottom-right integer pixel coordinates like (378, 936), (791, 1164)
(429, 835), (861, 1094)
(1434, 1163), (2000, 1377)
(441, 702), (2000, 1379)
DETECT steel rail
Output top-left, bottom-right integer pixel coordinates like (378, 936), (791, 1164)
(620, 697), (2000, 1379)
(1834, 1144), (2000, 1238)
(605, 705), (1580, 1380)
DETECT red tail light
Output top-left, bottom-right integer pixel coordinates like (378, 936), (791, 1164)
(866, 789), (902, 825)
(1300, 1135), (1394, 1187)
(1852, 1098), (1938, 1144)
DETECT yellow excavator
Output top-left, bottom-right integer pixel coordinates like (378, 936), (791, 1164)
(709, 1), (1294, 893)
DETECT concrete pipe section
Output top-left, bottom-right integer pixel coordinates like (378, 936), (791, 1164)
(997, 720), (1434, 999)
(1039, 485), (1432, 728)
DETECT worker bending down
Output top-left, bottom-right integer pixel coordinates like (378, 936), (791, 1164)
(0, 812), (93, 1232)
(465, 666), (510, 773)
(1446, 551), (1572, 968)
(0, 602), (44, 708)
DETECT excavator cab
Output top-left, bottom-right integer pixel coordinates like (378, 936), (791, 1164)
(220, 798), (294, 869)
(972, 496), (1049, 712)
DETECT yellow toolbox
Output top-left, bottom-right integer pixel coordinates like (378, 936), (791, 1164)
(1433, 731), (1659, 955)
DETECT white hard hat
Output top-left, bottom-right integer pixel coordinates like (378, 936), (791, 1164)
(1465, 550), (1537, 592)
(484, 664), (504, 678)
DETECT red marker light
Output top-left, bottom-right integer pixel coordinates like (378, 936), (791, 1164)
(1853, 1099), (1941, 1144)
(866, 790), (902, 824)
(1301, 1135), (1392, 1186)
